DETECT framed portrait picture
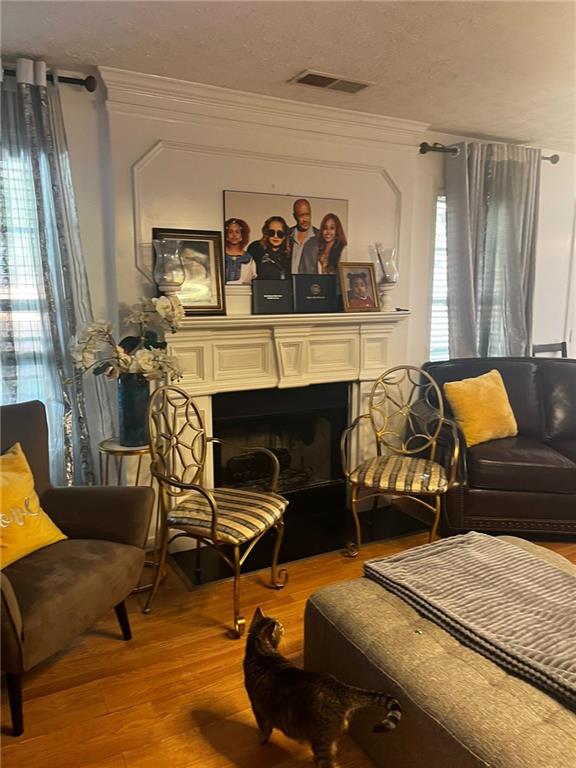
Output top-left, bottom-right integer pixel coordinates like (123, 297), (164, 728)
(152, 228), (226, 316)
(223, 190), (348, 283)
(338, 262), (381, 313)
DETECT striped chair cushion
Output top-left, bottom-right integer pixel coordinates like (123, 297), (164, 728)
(350, 456), (448, 494)
(168, 487), (288, 546)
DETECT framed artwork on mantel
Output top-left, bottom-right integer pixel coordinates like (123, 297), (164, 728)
(152, 228), (226, 315)
(223, 190), (349, 283)
(338, 262), (381, 312)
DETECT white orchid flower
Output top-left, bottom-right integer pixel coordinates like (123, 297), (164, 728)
(132, 348), (156, 372)
(71, 298), (183, 381)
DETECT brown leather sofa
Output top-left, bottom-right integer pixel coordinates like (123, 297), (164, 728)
(423, 358), (576, 536)
(1, 401), (154, 736)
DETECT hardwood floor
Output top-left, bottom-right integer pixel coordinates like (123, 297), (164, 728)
(2, 533), (576, 768)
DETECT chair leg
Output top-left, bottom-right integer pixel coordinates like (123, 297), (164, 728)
(429, 496), (442, 542)
(6, 672), (23, 737)
(114, 601), (133, 641)
(143, 510), (170, 614)
(228, 545), (245, 640)
(269, 520), (288, 589)
(344, 485), (362, 558)
(194, 541), (202, 582)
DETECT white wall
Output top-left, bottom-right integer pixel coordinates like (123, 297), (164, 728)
(59, 84), (115, 323)
(533, 151), (576, 355)
(59, 68), (575, 365)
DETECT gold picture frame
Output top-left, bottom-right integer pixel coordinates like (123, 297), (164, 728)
(338, 262), (381, 312)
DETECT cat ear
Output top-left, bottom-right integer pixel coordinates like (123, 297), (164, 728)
(250, 606), (264, 629)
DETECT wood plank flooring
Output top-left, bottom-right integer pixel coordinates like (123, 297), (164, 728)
(2, 533), (576, 768)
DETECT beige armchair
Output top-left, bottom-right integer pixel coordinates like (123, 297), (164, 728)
(1, 400), (154, 736)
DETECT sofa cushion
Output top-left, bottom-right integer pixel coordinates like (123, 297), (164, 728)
(2, 538), (144, 671)
(425, 359), (543, 439)
(541, 361), (576, 441)
(442, 369), (518, 447)
(550, 438), (576, 464)
(468, 437), (576, 494)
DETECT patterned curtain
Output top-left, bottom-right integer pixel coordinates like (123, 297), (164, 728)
(0, 59), (113, 484)
(444, 142), (541, 358)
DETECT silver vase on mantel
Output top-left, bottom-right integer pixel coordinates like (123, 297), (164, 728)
(376, 246), (399, 311)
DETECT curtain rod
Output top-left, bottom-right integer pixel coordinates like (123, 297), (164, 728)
(2, 69), (97, 92)
(419, 141), (559, 163)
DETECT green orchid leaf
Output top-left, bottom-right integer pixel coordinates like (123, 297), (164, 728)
(119, 335), (139, 353)
(93, 362), (112, 376)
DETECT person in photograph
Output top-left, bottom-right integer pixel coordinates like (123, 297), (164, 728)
(288, 198), (318, 274)
(224, 217), (255, 283)
(347, 271), (376, 309)
(248, 216), (292, 280)
(299, 212), (347, 275)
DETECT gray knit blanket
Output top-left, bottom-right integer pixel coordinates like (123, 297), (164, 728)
(364, 532), (576, 710)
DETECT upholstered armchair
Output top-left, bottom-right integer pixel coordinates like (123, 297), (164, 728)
(0, 400), (154, 736)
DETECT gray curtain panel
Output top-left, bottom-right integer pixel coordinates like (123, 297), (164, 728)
(0, 60), (113, 484)
(444, 142), (541, 358)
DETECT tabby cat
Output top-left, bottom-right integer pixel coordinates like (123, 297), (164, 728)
(243, 607), (401, 767)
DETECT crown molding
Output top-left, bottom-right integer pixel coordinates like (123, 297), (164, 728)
(98, 66), (429, 147)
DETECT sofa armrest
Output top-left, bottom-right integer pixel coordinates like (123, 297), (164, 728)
(41, 486), (154, 548)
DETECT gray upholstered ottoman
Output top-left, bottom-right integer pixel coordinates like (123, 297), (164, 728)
(304, 537), (576, 768)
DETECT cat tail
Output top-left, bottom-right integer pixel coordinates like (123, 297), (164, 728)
(370, 695), (402, 732)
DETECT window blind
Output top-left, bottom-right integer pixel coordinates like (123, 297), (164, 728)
(429, 194), (449, 361)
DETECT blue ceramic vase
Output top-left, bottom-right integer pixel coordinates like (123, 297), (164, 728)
(118, 373), (149, 447)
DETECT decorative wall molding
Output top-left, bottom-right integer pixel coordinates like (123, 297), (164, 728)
(132, 139), (402, 278)
(99, 66), (429, 148)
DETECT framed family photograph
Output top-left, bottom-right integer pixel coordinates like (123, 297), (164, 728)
(152, 227), (226, 315)
(338, 262), (381, 312)
(223, 190), (348, 284)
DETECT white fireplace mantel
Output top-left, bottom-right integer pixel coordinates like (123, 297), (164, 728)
(170, 310), (410, 396)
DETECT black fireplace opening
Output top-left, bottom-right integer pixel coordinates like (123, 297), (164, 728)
(212, 382), (349, 500)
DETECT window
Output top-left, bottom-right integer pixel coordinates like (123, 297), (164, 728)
(0, 149), (58, 405)
(429, 194), (449, 361)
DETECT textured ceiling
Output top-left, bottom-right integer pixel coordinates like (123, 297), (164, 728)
(2, 1), (575, 151)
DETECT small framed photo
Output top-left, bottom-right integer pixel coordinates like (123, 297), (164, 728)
(152, 228), (226, 315)
(338, 262), (381, 312)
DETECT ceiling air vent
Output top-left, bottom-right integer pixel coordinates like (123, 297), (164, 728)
(289, 70), (372, 94)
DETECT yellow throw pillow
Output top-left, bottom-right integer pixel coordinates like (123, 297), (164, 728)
(0, 442), (66, 568)
(443, 369), (518, 448)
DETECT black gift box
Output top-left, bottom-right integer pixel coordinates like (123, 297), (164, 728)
(251, 279), (294, 314)
(293, 275), (337, 313)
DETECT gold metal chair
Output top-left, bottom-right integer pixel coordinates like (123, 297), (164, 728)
(341, 365), (459, 556)
(145, 385), (288, 637)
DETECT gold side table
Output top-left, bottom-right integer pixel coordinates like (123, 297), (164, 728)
(98, 438), (164, 607)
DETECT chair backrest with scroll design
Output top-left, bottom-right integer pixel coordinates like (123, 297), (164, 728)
(148, 385), (208, 498)
(369, 365), (445, 463)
